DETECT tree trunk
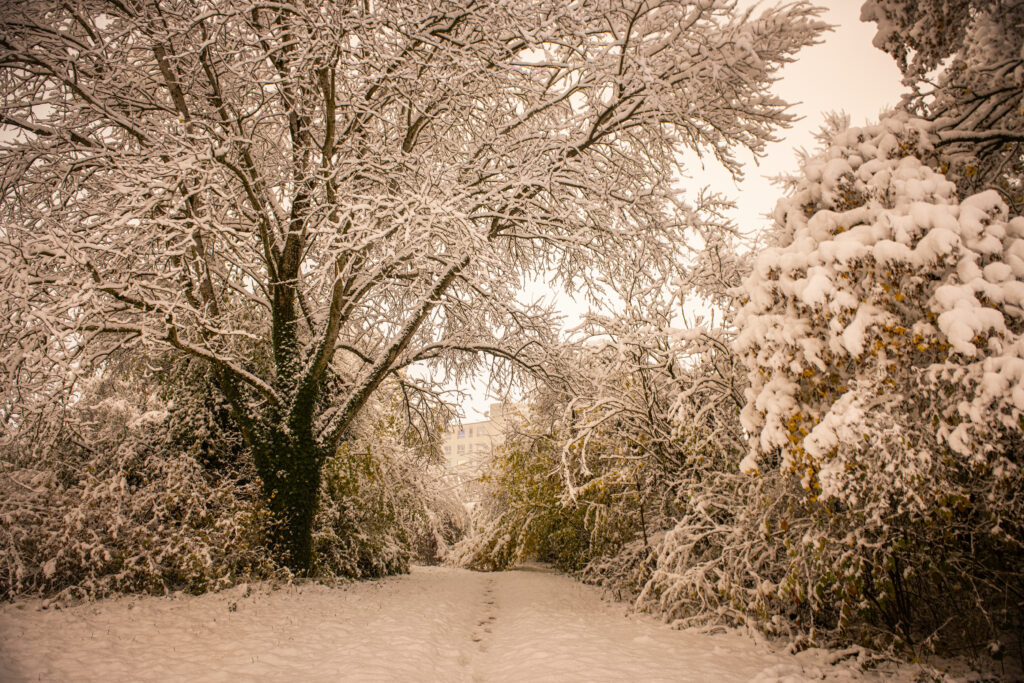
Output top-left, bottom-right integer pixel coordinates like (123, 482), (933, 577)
(254, 427), (324, 574)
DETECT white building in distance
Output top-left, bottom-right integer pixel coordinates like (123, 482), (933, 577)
(442, 403), (509, 487)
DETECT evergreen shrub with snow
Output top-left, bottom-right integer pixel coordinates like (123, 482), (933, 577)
(736, 114), (1024, 650)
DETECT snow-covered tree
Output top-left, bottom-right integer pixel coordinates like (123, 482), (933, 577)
(861, 0), (1024, 213)
(458, 217), (753, 603)
(0, 0), (825, 572)
(737, 114), (1024, 648)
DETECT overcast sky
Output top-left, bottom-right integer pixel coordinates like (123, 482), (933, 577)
(459, 0), (906, 421)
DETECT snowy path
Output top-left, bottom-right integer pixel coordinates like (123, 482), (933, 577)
(0, 565), (909, 682)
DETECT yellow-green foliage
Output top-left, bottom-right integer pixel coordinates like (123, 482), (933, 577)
(314, 443), (413, 578)
(314, 410), (467, 579)
(454, 418), (649, 577)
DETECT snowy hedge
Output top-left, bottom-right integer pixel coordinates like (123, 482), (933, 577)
(0, 377), (273, 600)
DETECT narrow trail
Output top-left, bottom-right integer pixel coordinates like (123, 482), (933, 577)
(0, 565), (905, 682)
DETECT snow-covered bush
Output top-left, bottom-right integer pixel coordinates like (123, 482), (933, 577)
(736, 114), (1024, 651)
(315, 407), (468, 579)
(0, 373), (273, 600)
(638, 470), (802, 632)
(450, 408), (599, 574)
(1, 351), (466, 599)
(555, 228), (755, 604)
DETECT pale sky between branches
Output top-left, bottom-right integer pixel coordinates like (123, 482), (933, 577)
(456, 0), (906, 421)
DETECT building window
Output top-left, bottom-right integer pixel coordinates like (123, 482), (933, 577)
(444, 446), (451, 455)
(458, 429), (465, 438)
(457, 445), (465, 454)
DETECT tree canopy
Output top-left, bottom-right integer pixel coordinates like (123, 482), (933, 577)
(0, 0), (825, 571)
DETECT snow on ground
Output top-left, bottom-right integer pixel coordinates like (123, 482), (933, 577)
(1, 564), (920, 682)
